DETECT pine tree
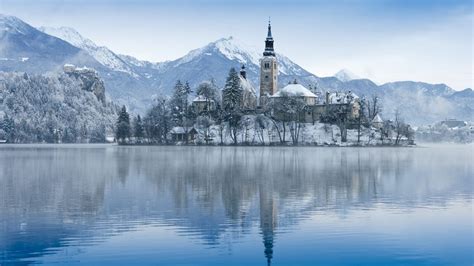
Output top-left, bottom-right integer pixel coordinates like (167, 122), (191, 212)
(169, 80), (192, 126)
(133, 115), (144, 143)
(222, 68), (242, 112)
(2, 114), (16, 143)
(222, 67), (243, 144)
(116, 105), (131, 144)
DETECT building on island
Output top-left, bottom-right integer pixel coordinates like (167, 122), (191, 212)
(372, 114), (383, 129)
(311, 91), (361, 121)
(440, 119), (467, 128)
(272, 81), (318, 106)
(259, 20), (278, 106)
(239, 65), (258, 110)
(253, 21), (360, 124)
(192, 95), (216, 115)
(170, 127), (198, 143)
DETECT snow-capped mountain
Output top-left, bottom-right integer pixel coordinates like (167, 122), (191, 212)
(39, 26), (139, 77)
(0, 14), (100, 73)
(1, 15), (472, 124)
(334, 69), (360, 82)
(152, 36), (319, 96)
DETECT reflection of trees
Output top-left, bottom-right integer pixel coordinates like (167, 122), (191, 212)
(2, 145), (471, 265)
(0, 145), (113, 263)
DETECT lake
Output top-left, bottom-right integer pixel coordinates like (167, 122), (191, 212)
(0, 144), (472, 265)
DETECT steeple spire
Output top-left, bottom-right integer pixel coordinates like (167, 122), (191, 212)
(263, 18), (275, 56)
(267, 17), (272, 38)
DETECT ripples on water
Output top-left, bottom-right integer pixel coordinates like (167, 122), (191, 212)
(0, 144), (472, 265)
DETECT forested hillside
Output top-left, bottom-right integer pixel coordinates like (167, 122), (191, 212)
(0, 71), (118, 143)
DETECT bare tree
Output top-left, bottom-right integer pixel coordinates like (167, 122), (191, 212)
(265, 92), (306, 145)
(394, 108), (403, 145)
(255, 114), (268, 145)
(196, 115), (213, 145)
(380, 120), (392, 145)
(367, 95), (381, 121)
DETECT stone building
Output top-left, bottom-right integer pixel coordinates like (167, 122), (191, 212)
(311, 91), (361, 122)
(239, 65), (258, 111)
(192, 95), (216, 115)
(259, 20), (278, 106)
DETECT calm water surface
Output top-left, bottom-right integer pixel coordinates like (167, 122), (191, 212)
(0, 144), (472, 265)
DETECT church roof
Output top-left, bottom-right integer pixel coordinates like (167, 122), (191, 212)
(372, 114), (383, 123)
(170, 127), (197, 134)
(272, 84), (317, 98)
(327, 91), (359, 104)
(192, 95), (214, 103)
(239, 76), (257, 96)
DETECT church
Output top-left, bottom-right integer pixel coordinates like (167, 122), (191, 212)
(255, 21), (360, 123)
(258, 20), (317, 107)
(202, 20), (360, 123)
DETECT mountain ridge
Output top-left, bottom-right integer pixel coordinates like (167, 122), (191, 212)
(0, 14), (471, 124)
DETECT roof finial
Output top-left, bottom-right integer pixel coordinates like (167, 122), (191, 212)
(267, 17), (272, 38)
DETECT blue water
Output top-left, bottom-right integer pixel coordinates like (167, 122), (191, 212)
(0, 144), (472, 265)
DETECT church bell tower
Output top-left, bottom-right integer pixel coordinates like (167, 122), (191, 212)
(259, 19), (278, 106)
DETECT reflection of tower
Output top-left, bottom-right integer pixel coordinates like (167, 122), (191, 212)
(259, 184), (277, 266)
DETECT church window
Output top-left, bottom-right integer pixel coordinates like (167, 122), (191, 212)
(264, 63), (270, 69)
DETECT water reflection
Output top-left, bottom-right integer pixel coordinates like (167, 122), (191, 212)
(0, 145), (472, 265)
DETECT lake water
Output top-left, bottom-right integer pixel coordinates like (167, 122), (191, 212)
(0, 144), (472, 265)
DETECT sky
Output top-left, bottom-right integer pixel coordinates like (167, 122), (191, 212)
(0, 0), (472, 90)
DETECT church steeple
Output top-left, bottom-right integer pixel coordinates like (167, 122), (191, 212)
(263, 19), (275, 56)
(259, 18), (278, 104)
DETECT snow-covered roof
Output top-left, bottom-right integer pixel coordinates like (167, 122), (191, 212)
(327, 91), (359, 104)
(272, 84), (317, 98)
(372, 114), (383, 123)
(63, 64), (97, 74)
(170, 127), (196, 134)
(239, 76), (257, 95)
(193, 95), (214, 103)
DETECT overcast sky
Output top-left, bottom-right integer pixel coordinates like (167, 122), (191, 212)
(1, 0), (472, 90)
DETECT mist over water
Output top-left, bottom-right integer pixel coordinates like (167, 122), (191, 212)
(0, 144), (472, 265)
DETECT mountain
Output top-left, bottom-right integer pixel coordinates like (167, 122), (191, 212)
(148, 36), (319, 95)
(1, 15), (472, 125)
(334, 69), (360, 82)
(0, 15), (100, 73)
(39, 26), (140, 77)
(0, 16), (160, 113)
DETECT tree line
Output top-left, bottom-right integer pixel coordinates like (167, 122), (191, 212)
(115, 67), (414, 146)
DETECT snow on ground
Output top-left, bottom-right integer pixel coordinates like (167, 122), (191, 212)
(191, 115), (386, 146)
